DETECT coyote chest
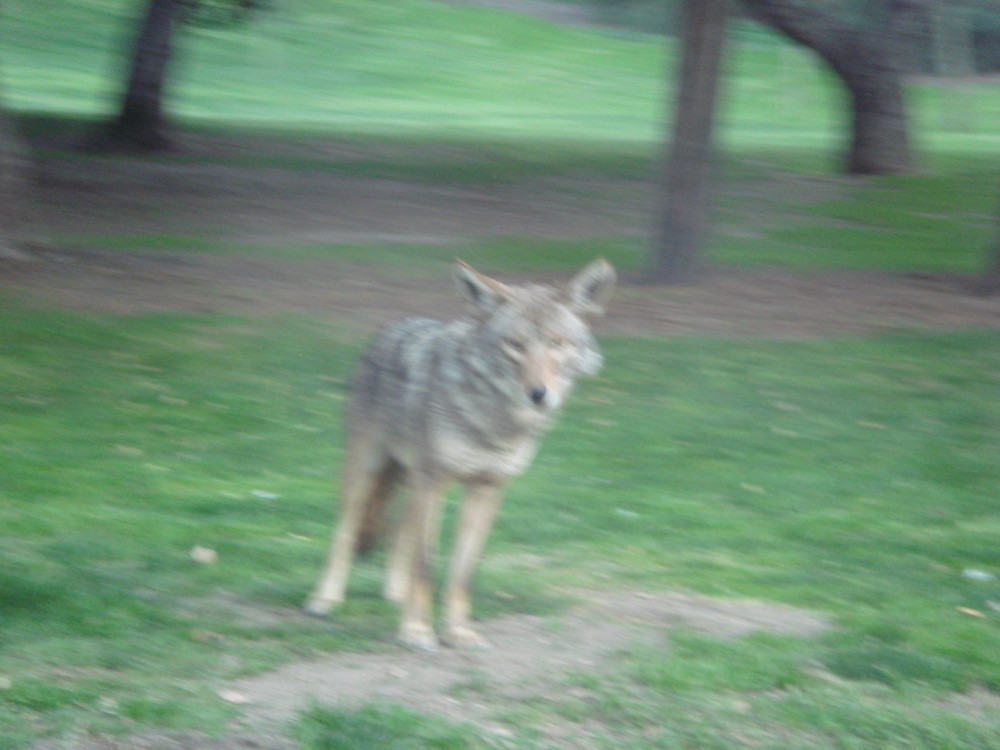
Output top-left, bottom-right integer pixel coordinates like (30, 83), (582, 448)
(430, 426), (539, 482)
(359, 316), (552, 481)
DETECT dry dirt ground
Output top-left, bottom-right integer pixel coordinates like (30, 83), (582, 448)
(37, 590), (829, 750)
(3, 129), (999, 336)
(9, 130), (998, 750)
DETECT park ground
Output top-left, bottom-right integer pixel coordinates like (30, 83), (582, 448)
(4, 120), (999, 750)
(4, 128), (999, 336)
(3, 1), (1000, 749)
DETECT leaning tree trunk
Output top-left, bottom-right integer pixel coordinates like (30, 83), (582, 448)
(839, 36), (913, 175)
(647, 0), (730, 282)
(744, 0), (916, 175)
(97, 0), (179, 151)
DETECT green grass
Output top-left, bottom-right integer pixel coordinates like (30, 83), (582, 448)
(2, 0), (1000, 747)
(715, 154), (1000, 271)
(7, 0), (1000, 144)
(2, 306), (998, 747)
(4, 0), (666, 139)
(562, 657), (1000, 750)
(296, 704), (486, 750)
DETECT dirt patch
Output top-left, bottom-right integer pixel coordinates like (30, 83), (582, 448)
(34, 589), (827, 750)
(5, 249), (1000, 338)
(5, 129), (998, 337)
(227, 589), (828, 730)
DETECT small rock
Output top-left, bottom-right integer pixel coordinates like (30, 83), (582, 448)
(190, 546), (218, 564)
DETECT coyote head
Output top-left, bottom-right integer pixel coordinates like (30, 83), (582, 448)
(453, 259), (616, 412)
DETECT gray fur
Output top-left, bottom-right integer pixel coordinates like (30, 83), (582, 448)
(305, 259), (615, 650)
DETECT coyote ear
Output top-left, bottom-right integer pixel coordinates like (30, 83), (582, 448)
(453, 260), (512, 316)
(563, 258), (616, 318)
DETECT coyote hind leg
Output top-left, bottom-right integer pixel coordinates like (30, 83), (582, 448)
(304, 435), (399, 616)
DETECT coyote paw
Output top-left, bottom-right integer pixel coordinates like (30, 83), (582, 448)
(303, 596), (338, 617)
(382, 581), (407, 604)
(442, 625), (491, 650)
(397, 622), (440, 652)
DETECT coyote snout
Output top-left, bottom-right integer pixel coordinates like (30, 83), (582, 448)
(304, 258), (615, 650)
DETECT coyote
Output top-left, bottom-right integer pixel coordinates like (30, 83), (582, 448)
(304, 259), (615, 650)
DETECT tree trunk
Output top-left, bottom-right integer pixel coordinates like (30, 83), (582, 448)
(96, 0), (179, 151)
(646, 0), (729, 282)
(745, 0), (916, 175)
(0, 78), (39, 260)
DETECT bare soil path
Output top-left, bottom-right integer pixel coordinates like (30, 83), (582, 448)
(6, 248), (999, 337)
(35, 589), (828, 750)
(4, 128), (999, 335)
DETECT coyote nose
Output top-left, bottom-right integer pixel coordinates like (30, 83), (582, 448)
(529, 386), (547, 405)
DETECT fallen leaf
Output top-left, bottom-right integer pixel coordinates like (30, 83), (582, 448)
(956, 607), (985, 618)
(251, 490), (280, 500)
(218, 689), (251, 704)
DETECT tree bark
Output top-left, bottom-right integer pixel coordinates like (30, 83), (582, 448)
(96, 0), (179, 151)
(646, 0), (729, 282)
(744, 0), (916, 175)
(0, 69), (40, 261)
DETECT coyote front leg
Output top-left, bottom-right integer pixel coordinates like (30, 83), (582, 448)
(383, 474), (446, 604)
(442, 481), (503, 649)
(397, 474), (448, 651)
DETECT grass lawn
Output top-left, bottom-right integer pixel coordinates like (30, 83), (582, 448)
(2, 0), (1000, 748)
(2, 305), (998, 749)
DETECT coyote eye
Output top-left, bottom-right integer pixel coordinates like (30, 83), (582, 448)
(548, 336), (571, 350)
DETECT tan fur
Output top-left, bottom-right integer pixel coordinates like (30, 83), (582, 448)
(304, 259), (615, 650)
